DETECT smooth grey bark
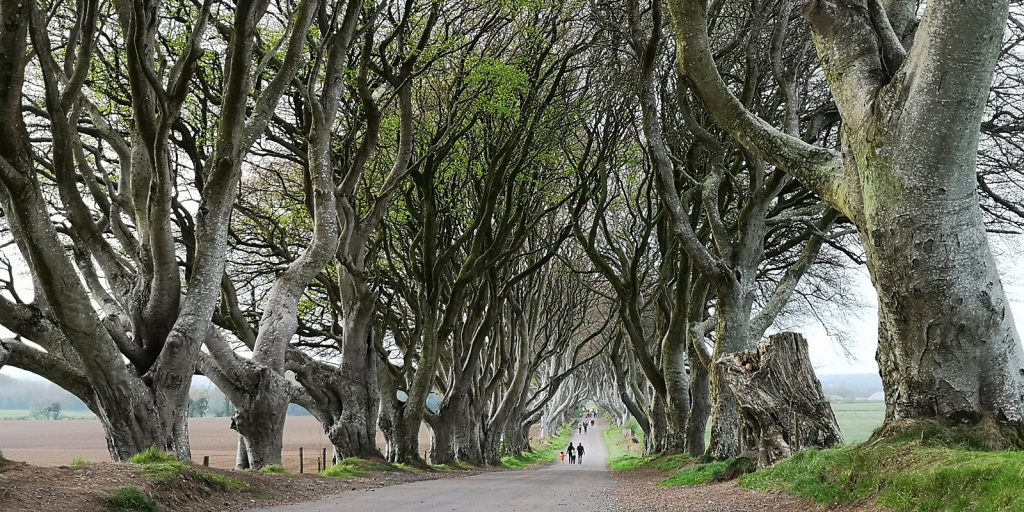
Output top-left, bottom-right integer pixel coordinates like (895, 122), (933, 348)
(671, 0), (1024, 434)
(201, 0), (325, 469)
(685, 335), (712, 457)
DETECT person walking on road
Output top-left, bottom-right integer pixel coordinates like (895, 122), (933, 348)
(566, 442), (576, 464)
(583, 422), (588, 434)
(576, 443), (585, 464)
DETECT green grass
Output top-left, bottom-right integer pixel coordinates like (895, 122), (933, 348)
(602, 414), (693, 473)
(322, 456), (392, 478)
(258, 464), (288, 475)
(603, 416), (666, 471)
(500, 424), (573, 468)
(741, 421), (1024, 511)
(129, 447), (247, 490)
(831, 401), (887, 443)
(103, 486), (160, 512)
(71, 457), (91, 467)
(660, 458), (755, 487)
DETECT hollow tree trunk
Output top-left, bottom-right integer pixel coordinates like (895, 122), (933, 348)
(717, 332), (843, 468)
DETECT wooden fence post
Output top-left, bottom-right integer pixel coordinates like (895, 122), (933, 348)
(202, 456), (209, 467)
(299, 447), (304, 474)
(322, 448), (328, 469)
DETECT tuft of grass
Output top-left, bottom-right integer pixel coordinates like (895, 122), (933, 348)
(742, 420), (1024, 511)
(322, 457), (392, 478)
(71, 457), (91, 468)
(103, 486), (161, 512)
(128, 447), (178, 465)
(660, 458), (755, 487)
(500, 424), (573, 468)
(322, 463), (364, 478)
(394, 463), (426, 473)
(201, 471), (249, 491)
(602, 416), (650, 471)
(258, 464), (288, 475)
(340, 456), (393, 472)
(128, 447), (247, 490)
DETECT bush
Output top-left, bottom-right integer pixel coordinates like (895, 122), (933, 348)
(71, 457), (91, 468)
(103, 486), (160, 512)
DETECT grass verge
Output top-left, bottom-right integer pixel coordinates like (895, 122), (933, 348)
(660, 458), (754, 487)
(129, 447), (248, 490)
(602, 415), (691, 473)
(741, 420), (1024, 511)
(103, 485), (160, 512)
(500, 424), (572, 468)
(322, 456), (393, 478)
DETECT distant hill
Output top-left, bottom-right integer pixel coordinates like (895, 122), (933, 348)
(818, 373), (884, 401)
(0, 374), (311, 417)
(0, 374), (91, 411)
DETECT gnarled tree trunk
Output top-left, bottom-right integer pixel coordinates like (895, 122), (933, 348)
(717, 332), (843, 468)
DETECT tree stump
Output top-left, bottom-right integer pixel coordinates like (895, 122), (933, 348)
(716, 332), (843, 469)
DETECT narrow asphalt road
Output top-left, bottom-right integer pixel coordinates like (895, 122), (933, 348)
(251, 420), (616, 512)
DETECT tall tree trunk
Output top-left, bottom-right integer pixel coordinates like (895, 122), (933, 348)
(648, 393), (669, 454)
(331, 275), (382, 458)
(663, 322), (691, 454)
(686, 347), (711, 457)
(708, 282), (755, 458)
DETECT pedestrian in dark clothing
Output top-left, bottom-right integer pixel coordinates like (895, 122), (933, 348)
(576, 443), (585, 464)
(566, 443), (576, 464)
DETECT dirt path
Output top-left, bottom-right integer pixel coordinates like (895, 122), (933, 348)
(248, 421), (614, 512)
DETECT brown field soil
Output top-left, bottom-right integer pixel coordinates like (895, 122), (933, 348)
(0, 416), (433, 470)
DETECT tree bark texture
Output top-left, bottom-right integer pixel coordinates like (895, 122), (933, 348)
(717, 332), (843, 468)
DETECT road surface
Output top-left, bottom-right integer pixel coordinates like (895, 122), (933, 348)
(251, 421), (615, 511)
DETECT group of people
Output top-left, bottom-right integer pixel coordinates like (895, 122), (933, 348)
(563, 442), (586, 464)
(578, 409), (596, 433)
(560, 410), (599, 464)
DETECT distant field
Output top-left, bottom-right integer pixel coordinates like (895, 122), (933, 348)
(695, 400), (884, 446)
(0, 409), (96, 420)
(0, 415), (435, 471)
(831, 401), (885, 443)
(0, 402), (881, 468)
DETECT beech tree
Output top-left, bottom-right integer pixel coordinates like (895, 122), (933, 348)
(671, 0), (1024, 437)
(0, 0), (309, 459)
